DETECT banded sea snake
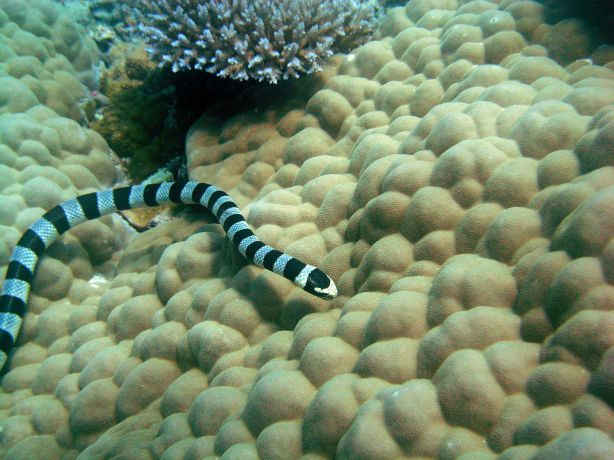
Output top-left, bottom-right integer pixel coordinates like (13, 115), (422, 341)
(0, 181), (337, 370)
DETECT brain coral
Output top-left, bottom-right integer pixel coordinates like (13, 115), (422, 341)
(1, 0), (614, 459)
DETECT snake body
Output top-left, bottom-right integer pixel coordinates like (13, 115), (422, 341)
(0, 181), (337, 370)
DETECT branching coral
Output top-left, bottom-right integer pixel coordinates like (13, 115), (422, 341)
(131, 0), (381, 83)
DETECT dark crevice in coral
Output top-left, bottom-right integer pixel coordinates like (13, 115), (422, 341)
(93, 63), (322, 181)
(538, 0), (614, 43)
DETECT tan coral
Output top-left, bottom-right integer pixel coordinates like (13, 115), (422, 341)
(2, 0), (614, 459)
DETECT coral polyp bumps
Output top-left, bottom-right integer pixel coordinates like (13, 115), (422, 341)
(131, 0), (381, 83)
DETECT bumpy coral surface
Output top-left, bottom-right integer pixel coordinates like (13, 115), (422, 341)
(1, 0), (614, 459)
(131, 0), (381, 83)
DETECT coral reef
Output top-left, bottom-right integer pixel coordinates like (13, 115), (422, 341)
(0, 0), (101, 120)
(0, 0), (124, 295)
(1, 0), (614, 459)
(130, 0), (381, 83)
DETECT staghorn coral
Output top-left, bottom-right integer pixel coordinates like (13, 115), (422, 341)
(130, 0), (381, 83)
(2, 0), (614, 459)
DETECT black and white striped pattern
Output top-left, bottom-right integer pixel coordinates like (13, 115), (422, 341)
(0, 181), (337, 370)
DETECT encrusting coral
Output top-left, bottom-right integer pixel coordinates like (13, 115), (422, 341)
(1, 0), (614, 459)
(87, 45), (185, 181)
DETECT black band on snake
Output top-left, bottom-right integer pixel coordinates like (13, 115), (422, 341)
(0, 181), (337, 370)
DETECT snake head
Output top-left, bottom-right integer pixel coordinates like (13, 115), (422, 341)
(304, 268), (337, 300)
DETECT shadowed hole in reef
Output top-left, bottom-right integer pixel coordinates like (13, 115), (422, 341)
(91, 62), (320, 181)
(538, 0), (614, 43)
